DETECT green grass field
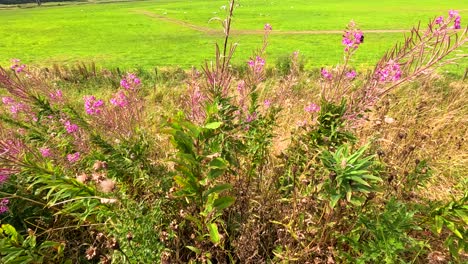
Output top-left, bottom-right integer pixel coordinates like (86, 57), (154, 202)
(0, 0), (467, 70)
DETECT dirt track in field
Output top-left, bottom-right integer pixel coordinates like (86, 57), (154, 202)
(136, 10), (410, 35)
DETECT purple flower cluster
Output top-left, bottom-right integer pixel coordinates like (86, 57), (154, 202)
(449, 10), (461, 29)
(377, 60), (402, 82)
(40, 147), (52, 158)
(245, 112), (257, 123)
(84, 95), (104, 115)
(248, 56), (266, 73)
(49, 90), (63, 101)
(346, 70), (357, 79)
(2, 96), (25, 116)
(321, 68), (332, 80)
(10, 59), (26, 73)
(67, 152), (80, 163)
(305, 103), (320, 113)
(64, 120), (79, 134)
(264, 23), (272, 31)
(0, 199), (8, 214)
(0, 199), (9, 214)
(0, 170), (10, 184)
(110, 91), (128, 108)
(120, 73), (141, 90)
(342, 21), (364, 52)
(436, 10), (462, 29)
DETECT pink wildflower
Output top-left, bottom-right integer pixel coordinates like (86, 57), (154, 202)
(39, 147), (52, 158)
(0, 172), (9, 184)
(264, 23), (272, 31)
(15, 65), (26, 73)
(84, 95), (104, 115)
(9, 103), (24, 115)
(64, 120), (79, 133)
(346, 70), (357, 79)
(120, 73), (141, 90)
(120, 79), (130, 89)
(2, 97), (15, 105)
(377, 60), (402, 82)
(237, 80), (245, 92)
(264, 99), (271, 108)
(454, 16), (461, 29)
(246, 112), (257, 123)
(0, 199), (9, 214)
(110, 90), (128, 107)
(67, 152), (81, 163)
(449, 10), (459, 19)
(321, 68), (332, 80)
(342, 20), (364, 51)
(49, 90), (63, 101)
(305, 103), (320, 113)
(435, 16), (444, 25)
(248, 56), (266, 73)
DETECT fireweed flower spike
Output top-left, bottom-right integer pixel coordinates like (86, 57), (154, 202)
(342, 20), (364, 52)
(64, 120), (79, 134)
(120, 73), (141, 90)
(305, 103), (320, 113)
(454, 15), (461, 29)
(0, 199), (9, 214)
(39, 147), (52, 158)
(110, 91), (129, 108)
(321, 68), (333, 80)
(346, 70), (357, 79)
(67, 152), (81, 163)
(376, 60), (402, 82)
(84, 95), (104, 115)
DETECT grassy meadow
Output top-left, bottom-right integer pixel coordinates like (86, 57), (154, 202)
(0, 0), (467, 70)
(0, 1), (467, 263)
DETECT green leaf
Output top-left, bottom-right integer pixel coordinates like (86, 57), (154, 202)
(213, 196), (236, 211)
(208, 168), (225, 180)
(348, 176), (371, 187)
(204, 184), (232, 198)
(209, 157), (228, 169)
(204, 122), (223, 130)
(330, 194), (341, 208)
(434, 215), (444, 234)
(186, 246), (201, 254)
(445, 220), (463, 239)
(208, 223), (221, 244)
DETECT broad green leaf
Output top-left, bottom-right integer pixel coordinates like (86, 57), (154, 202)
(208, 168), (225, 180)
(213, 196), (236, 211)
(204, 122), (223, 130)
(204, 184), (232, 197)
(208, 223), (221, 244)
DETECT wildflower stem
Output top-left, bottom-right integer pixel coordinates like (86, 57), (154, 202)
(0, 191), (48, 207)
(221, 0), (235, 73)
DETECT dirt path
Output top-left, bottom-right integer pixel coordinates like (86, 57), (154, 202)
(136, 10), (410, 35)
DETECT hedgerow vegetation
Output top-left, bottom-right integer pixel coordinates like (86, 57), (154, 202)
(0, 1), (467, 263)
